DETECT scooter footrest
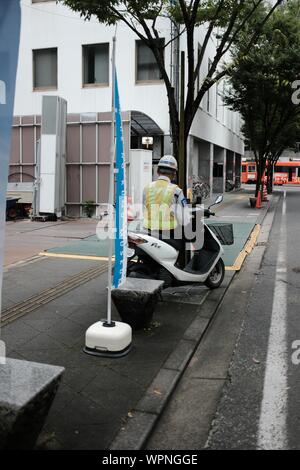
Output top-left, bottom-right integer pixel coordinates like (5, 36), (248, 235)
(183, 250), (218, 275)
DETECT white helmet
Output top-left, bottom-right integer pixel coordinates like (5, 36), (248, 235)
(158, 155), (178, 172)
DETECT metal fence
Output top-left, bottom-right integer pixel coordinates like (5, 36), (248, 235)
(10, 112), (130, 217)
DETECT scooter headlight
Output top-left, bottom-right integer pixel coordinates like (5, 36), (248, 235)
(128, 234), (147, 247)
(127, 248), (136, 259)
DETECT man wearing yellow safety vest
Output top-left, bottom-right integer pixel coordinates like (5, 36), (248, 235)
(143, 155), (191, 252)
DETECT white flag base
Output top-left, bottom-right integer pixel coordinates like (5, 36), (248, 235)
(83, 320), (132, 358)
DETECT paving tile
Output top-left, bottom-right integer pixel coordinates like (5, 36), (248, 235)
(1, 320), (41, 349)
(39, 394), (120, 450)
(45, 318), (85, 348)
(81, 367), (145, 411)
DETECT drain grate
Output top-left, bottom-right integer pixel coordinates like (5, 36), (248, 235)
(0, 263), (108, 327)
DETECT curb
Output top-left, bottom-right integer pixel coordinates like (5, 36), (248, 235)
(4, 254), (46, 272)
(225, 195), (273, 271)
(226, 224), (261, 271)
(109, 196), (277, 451)
(39, 251), (110, 262)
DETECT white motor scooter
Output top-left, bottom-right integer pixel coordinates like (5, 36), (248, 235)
(127, 195), (230, 289)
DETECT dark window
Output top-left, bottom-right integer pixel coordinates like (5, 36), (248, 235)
(213, 163), (223, 177)
(136, 40), (164, 82)
(83, 43), (109, 86)
(276, 166), (290, 173)
(207, 59), (212, 113)
(242, 166), (247, 173)
(248, 165), (256, 172)
(33, 48), (57, 89)
(197, 43), (202, 93)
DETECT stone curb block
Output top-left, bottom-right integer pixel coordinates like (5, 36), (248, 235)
(135, 368), (179, 415)
(183, 317), (210, 343)
(163, 339), (196, 372)
(110, 411), (157, 451)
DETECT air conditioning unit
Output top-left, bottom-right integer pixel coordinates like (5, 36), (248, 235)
(38, 96), (67, 218)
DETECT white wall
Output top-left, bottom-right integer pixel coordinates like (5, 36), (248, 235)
(15, 0), (170, 132)
(187, 25), (244, 155)
(15, 0), (244, 155)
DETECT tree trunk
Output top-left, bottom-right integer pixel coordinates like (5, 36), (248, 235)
(255, 176), (261, 199)
(266, 163), (273, 194)
(255, 156), (268, 199)
(255, 157), (261, 198)
(178, 51), (187, 194)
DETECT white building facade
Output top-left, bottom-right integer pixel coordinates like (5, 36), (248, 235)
(11, 0), (244, 216)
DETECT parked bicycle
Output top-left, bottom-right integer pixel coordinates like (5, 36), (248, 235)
(188, 175), (211, 203)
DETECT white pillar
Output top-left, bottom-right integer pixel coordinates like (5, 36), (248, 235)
(209, 143), (214, 198)
(223, 148), (227, 194)
(233, 152), (236, 187)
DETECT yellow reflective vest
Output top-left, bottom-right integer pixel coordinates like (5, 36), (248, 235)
(144, 179), (178, 231)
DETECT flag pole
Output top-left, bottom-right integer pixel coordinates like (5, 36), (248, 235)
(106, 34), (116, 326)
(83, 29), (131, 358)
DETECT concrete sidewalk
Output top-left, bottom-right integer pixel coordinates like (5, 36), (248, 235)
(0, 187), (271, 450)
(4, 219), (98, 267)
(40, 188), (260, 270)
(1, 257), (212, 450)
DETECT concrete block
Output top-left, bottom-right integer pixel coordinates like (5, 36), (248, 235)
(112, 278), (164, 330)
(0, 358), (64, 449)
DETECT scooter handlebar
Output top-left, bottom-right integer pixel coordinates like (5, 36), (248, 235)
(204, 209), (215, 218)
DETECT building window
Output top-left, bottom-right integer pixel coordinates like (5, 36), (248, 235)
(197, 43), (202, 94)
(217, 81), (225, 122)
(207, 59), (212, 113)
(213, 163), (224, 178)
(83, 43), (109, 87)
(223, 81), (227, 124)
(33, 48), (57, 89)
(216, 82), (219, 118)
(136, 40), (164, 82)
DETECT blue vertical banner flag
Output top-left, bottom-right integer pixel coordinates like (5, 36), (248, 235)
(113, 72), (128, 288)
(0, 1), (21, 312)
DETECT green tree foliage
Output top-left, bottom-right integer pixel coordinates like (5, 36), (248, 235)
(225, 0), (300, 195)
(60, 0), (283, 191)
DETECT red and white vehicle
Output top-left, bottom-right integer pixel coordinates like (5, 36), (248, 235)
(241, 161), (300, 185)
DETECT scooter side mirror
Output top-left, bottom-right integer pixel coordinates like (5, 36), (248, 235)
(209, 195), (223, 209)
(214, 195), (223, 205)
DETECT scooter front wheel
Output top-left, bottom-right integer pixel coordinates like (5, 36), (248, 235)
(127, 263), (152, 280)
(204, 259), (225, 289)
(157, 267), (174, 289)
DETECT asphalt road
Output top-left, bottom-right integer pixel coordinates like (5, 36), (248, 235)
(208, 186), (300, 450)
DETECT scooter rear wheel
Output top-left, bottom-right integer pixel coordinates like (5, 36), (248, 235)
(204, 259), (225, 289)
(127, 260), (152, 278)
